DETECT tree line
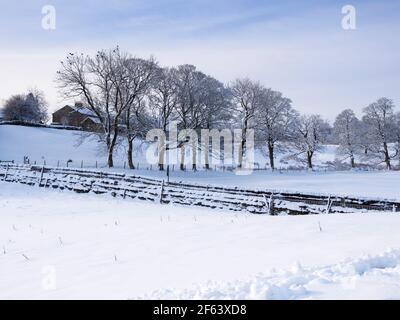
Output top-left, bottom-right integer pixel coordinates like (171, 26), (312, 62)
(2, 47), (399, 170)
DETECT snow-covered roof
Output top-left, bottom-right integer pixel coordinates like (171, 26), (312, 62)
(81, 115), (101, 124)
(70, 105), (97, 117)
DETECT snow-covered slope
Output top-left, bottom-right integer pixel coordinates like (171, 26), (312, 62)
(1, 124), (400, 199)
(1, 182), (400, 299)
(0, 125), (126, 167)
(0, 124), (336, 169)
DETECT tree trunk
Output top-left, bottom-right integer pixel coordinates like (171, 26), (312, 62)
(192, 138), (197, 171)
(106, 133), (113, 168)
(107, 149), (114, 168)
(383, 142), (391, 170)
(107, 137), (117, 168)
(107, 119), (119, 168)
(307, 151), (313, 169)
(238, 119), (248, 169)
(350, 153), (355, 168)
(238, 135), (246, 169)
(127, 139), (135, 169)
(204, 137), (210, 170)
(158, 134), (165, 171)
(180, 146), (185, 170)
(238, 141), (243, 169)
(268, 140), (275, 170)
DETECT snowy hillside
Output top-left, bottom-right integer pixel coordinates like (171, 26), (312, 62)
(0, 125), (127, 168)
(0, 124), (336, 169)
(1, 124), (400, 200)
(1, 182), (400, 299)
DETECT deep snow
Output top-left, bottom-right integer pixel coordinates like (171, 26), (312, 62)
(144, 249), (400, 300)
(1, 182), (400, 299)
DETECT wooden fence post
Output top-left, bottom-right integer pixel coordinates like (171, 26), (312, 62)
(325, 195), (333, 214)
(3, 163), (9, 181)
(166, 165), (170, 184)
(265, 193), (275, 215)
(159, 180), (165, 204)
(38, 165), (44, 187)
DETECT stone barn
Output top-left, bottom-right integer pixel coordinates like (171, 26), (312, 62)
(80, 116), (102, 132)
(52, 103), (102, 132)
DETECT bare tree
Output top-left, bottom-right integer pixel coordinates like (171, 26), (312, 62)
(362, 98), (396, 170)
(174, 65), (208, 170)
(333, 109), (361, 168)
(3, 95), (26, 121)
(122, 57), (158, 169)
(57, 47), (135, 167)
(230, 78), (263, 168)
(255, 88), (295, 170)
(291, 114), (330, 169)
(197, 76), (232, 169)
(148, 67), (179, 170)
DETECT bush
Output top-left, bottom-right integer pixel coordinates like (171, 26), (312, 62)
(2, 90), (49, 124)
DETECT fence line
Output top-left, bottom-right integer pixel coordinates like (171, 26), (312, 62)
(0, 164), (399, 215)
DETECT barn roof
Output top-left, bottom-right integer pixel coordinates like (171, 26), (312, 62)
(71, 105), (97, 117)
(81, 115), (101, 124)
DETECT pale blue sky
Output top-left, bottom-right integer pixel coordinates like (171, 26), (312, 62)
(0, 0), (399, 120)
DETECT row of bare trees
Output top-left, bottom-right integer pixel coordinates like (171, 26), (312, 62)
(334, 98), (400, 170)
(55, 47), (399, 170)
(230, 78), (331, 170)
(56, 48), (233, 169)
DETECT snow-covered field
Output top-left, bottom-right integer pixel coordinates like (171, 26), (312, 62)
(135, 169), (400, 201)
(1, 124), (400, 200)
(2, 124), (400, 300)
(0, 124), (336, 169)
(1, 182), (400, 300)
